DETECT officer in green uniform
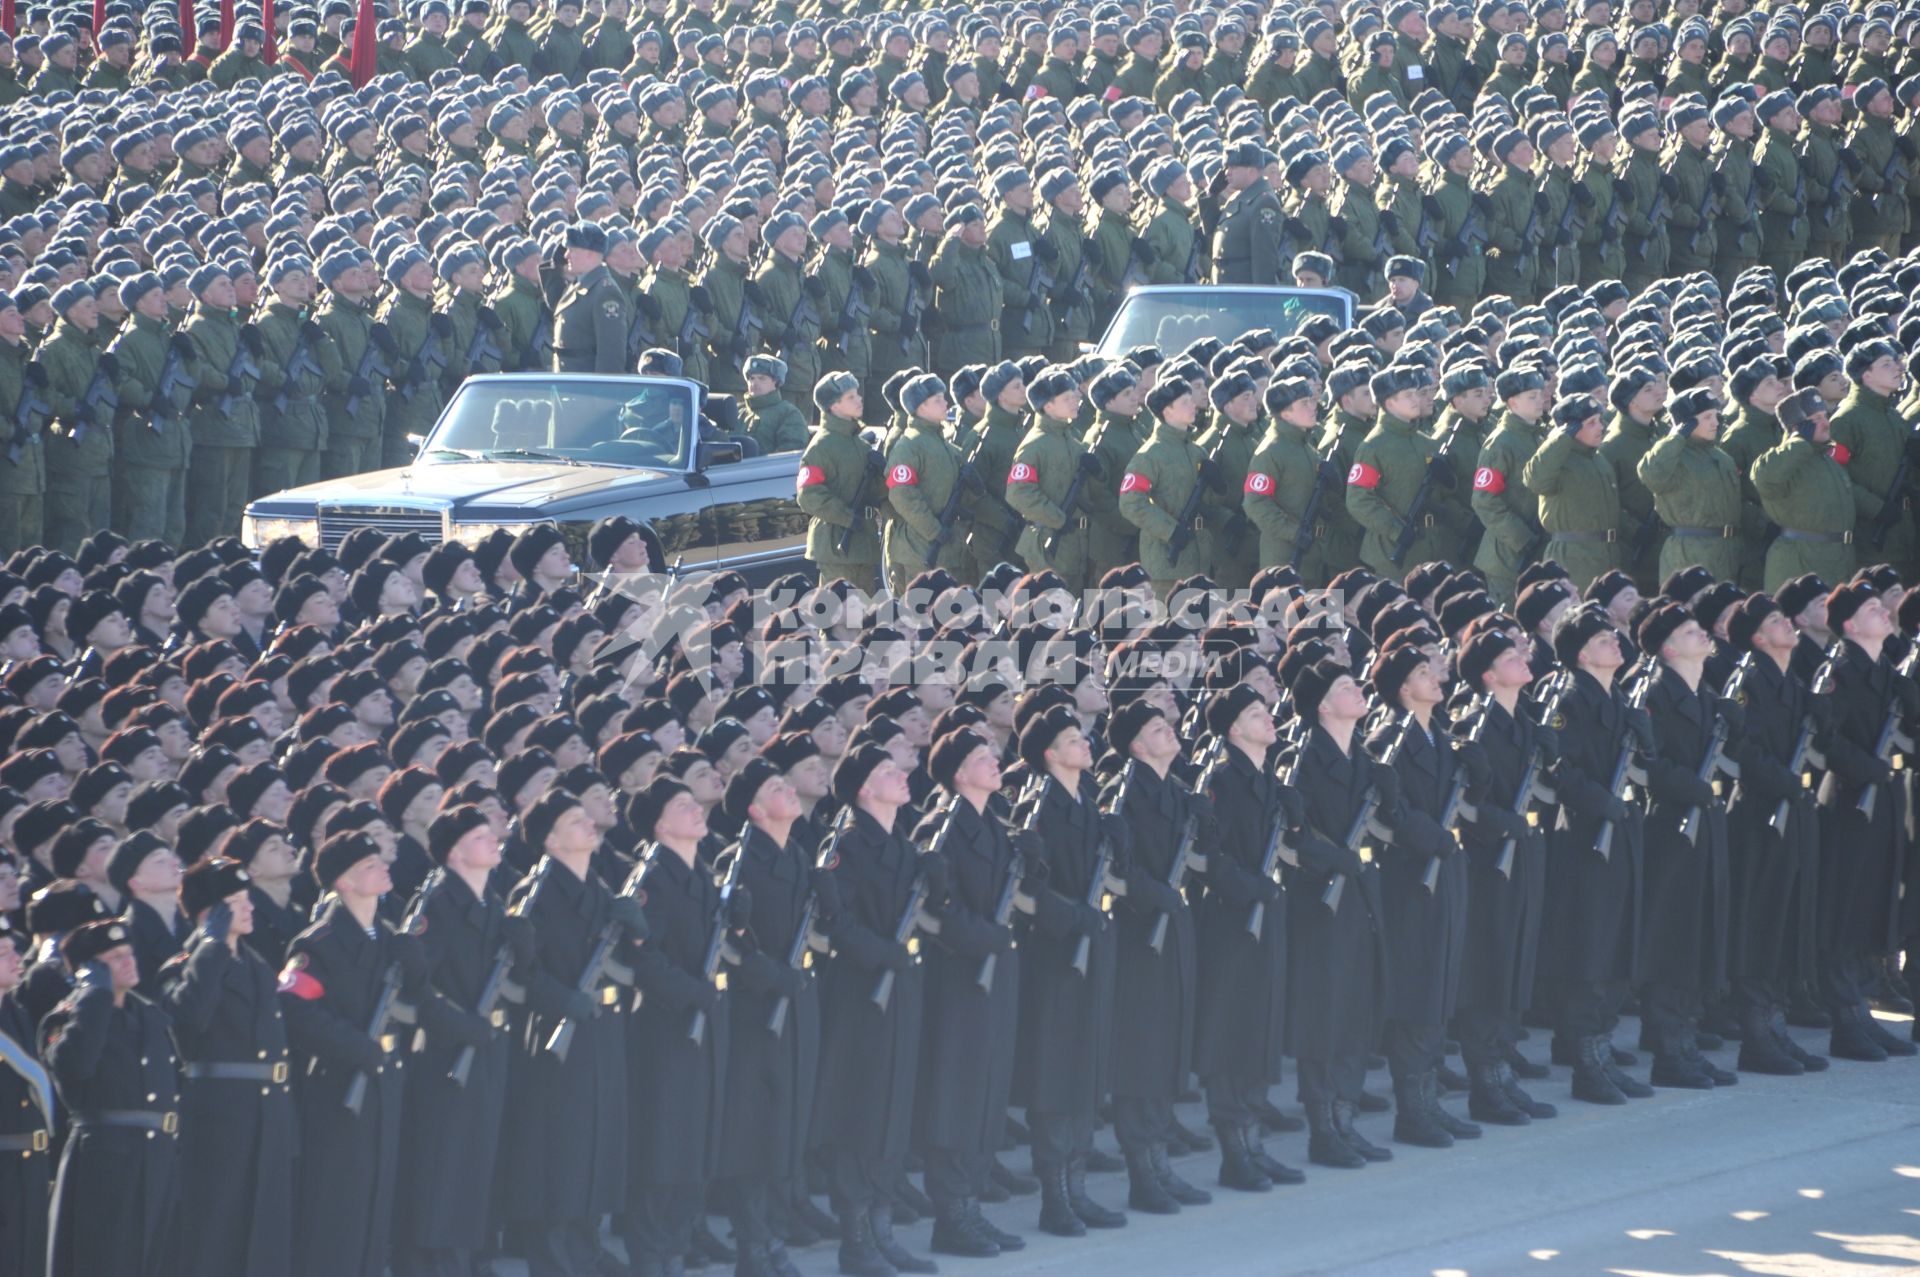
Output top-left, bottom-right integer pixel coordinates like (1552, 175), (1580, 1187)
(1005, 365), (1097, 593)
(1753, 92), (1808, 280)
(928, 204), (1003, 381)
(1752, 388), (1859, 591)
(1244, 376), (1338, 586)
(1599, 366), (1667, 591)
(987, 170), (1054, 361)
(40, 281), (113, 556)
(1522, 393), (1624, 588)
(754, 212), (825, 420)
(106, 273), (192, 545)
(1471, 367), (1551, 604)
(1200, 368), (1262, 589)
(552, 221), (631, 375)
(1828, 339), (1920, 580)
(375, 247), (447, 471)
(1345, 363), (1472, 575)
(880, 374), (967, 597)
(741, 357), (808, 455)
(181, 263), (262, 549)
(1638, 387), (1746, 584)
(1081, 363), (1148, 577)
(315, 252), (386, 480)
(1212, 142), (1286, 285)
(0, 291), (44, 553)
(798, 372), (883, 591)
(1119, 374), (1216, 596)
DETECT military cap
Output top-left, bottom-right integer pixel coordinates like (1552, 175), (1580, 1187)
(1553, 393), (1603, 429)
(1668, 386), (1721, 434)
(563, 220), (608, 254)
(901, 373), (947, 417)
(745, 354), (787, 385)
(1026, 365), (1078, 410)
(814, 371), (861, 412)
(48, 280), (92, 315)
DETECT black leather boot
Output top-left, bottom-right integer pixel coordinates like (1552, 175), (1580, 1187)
(1305, 1100), (1365, 1169)
(1244, 1124), (1304, 1184)
(1392, 1076), (1452, 1148)
(1332, 1098), (1392, 1162)
(1065, 1157), (1126, 1228)
(1770, 1010), (1828, 1072)
(928, 1199), (997, 1260)
(1425, 1072), (1482, 1140)
(1167, 1116), (1213, 1153)
(1252, 1094), (1305, 1132)
(1124, 1147), (1179, 1215)
(1786, 984), (1832, 1029)
(836, 1206), (894, 1277)
(1036, 1165), (1085, 1238)
(734, 1242), (774, 1277)
(967, 1200), (1023, 1252)
(1149, 1142), (1211, 1205)
(1601, 1039), (1653, 1097)
(1830, 1004), (1890, 1062)
(868, 1203), (936, 1274)
(1497, 1061), (1556, 1118)
(692, 1220), (736, 1267)
(1214, 1123), (1272, 1191)
(1467, 1062), (1529, 1125)
(1737, 1004), (1805, 1075)
(1863, 1006), (1918, 1057)
(1571, 1036), (1626, 1105)
(1503, 1042), (1550, 1079)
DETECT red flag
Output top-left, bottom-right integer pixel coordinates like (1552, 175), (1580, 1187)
(179, 0), (193, 56)
(346, 0), (375, 86)
(261, 0), (274, 62)
(90, 0), (103, 38)
(3, 0), (17, 38)
(217, 0), (233, 49)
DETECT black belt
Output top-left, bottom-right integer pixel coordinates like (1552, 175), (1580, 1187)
(181, 1061), (290, 1084)
(1667, 525), (1735, 539)
(1553, 529), (1618, 543)
(1779, 529), (1853, 544)
(0, 1129), (48, 1153)
(75, 1108), (178, 1134)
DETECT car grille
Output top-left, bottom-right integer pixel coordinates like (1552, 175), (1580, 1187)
(315, 506), (445, 552)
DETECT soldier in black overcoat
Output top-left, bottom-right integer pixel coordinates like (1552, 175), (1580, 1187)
(912, 727), (1028, 1259)
(1537, 604), (1653, 1106)
(40, 918), (181, 1277)
(1448, 630), (1559, 1126)
(1101, 696), (1215, 1214)
(1009, 705), (1126, 1238)
(393, 806), (525, 1277)
(497, 788), (648, 1277)
(1720, 594), (1830, 1076)
(159, 856), (295, 1277)
(812, 742), (938, 1277)
(1809, 580), (1920, 1061)
(1277, 657), (1390, 1170)
(279, 831), (426, 1277)
(1630, 602), (1735, 1089)
(0, 916), (52, 1277)
(620, 776), (735, 1276)
(1191, 684), (1299, 1192)
(1359, 638), (1477, 1149)
(714, 758), (829, 1276)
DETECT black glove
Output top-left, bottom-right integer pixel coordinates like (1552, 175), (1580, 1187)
(351, 1034), (387, 1072)
(1337, 845), (1368, 877)
(1715, 696), (1747, 736)
(503, 914), (537, 967)
(1684, 774), (1718, 808)
(1099, 811), (1132, 861)
(1187, 791), (1216, 828)
(918, 851), (951, 900)
(393, 932), (432, 987)
(808, 867), (843, 921)
(1130, 234), (1156, 263)
(1455, 739), (1494, 791)
(1166, 525), (1193, 561)
(204, 901), (233, 946)
(1624, 708), (1656, 754)
(726, 885), (755, 930)
(74, 958), (111, 993)
(1253, 875), (1282, 904)
(1479, 805), (1529, 840)
(609, 895), (651, 941)
(1602, 794), (1631, 824)
(563, 988), (600, 1023)
(347, 376), (373, 398)
(775, 964), (808, 997)
(1898, 675), (1920, 719)
(1810, 693), (1838, 729)
(1367, 760), (1401, 809)
(1031, 237), (1058, 262)
(1531, 724), (1562, 761)
(882, 940), (917, 973)
(1275, 785), (1305, 832)
(1198, 456), (1226, 490)
(1071, 901), (1106, 936)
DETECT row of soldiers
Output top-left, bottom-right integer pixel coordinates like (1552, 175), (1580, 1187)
(1, 487), (1918, 1277)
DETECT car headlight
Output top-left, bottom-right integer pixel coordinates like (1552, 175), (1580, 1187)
(241, 513), (320, 550)
(446, 519), (553, 547)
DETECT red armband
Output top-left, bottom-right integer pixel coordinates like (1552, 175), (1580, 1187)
(796, 464), (827, 490)
(886, 463), (918, 487)
(1829, 442), (1851, 466)
(1008, 462), (1039, 484)
(1347, 462), (1382, 489)
(1120, 471), (1152, 494)
(1244, 471), (1275, 495)
(1472, 466), (1506, 494)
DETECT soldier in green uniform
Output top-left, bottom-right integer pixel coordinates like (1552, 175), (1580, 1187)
(1828, 339), (1920, 580)
(960, 362), (1028, 583)
(1799, 85), (1852, 264)
(1139, 159), (1200, 285)
(1754, 92), (1809, 279)
(1082, 364), (1148, 577)
(1039, 172), (1095, 365)
(812, 209), (871, 403)
(1522, 393), (1624, 588)
(798, 372), (883, 591)
(1616, 108), (1671, 295)
(860, 202), (929, 419)
(755, 213), (825, 420)
(315, 252), (386, 481)
(1663, 97), (1720, 277)
(1318, 363), (1377, 574)
(404, 1), (458, 79)
(40, 282), (113, 556)
(1119, 373), (1217, 596)
(987, 170), (1054, 362)
(1752, 388), (1859, 591)
(1720, 357), (1792, 589)
(1005, 365), (1097, 593)
(250, 258), (329, 500)
(0, 291), (44, 554)
(552, 222), (631, 375)
(1244, 376), (1338, 586)
(635, 228), (708, 389)
(1330, 143), (1389, 302)
(1600, 366), (1668, 591)
(1199, 368), (1262, 589)
(1847, 79), (1909, 254)
(1481, 128), (1544, 305)
(181, 264), (263, 549)
(1471, 366), (1551, 604)
(377, 247), (449, 471)
(741, 357), (809, 455)
(492, 239), (551, 373)
(1083, 171), (1136, 336)
(1345, 364), (1471, 576)
(880, 374), (967, 597)
(1638, 387), (1746, 584)
(1212, 142), (1287, 286)
(106, 273), (192, 546)
(1711, 98), (1764, 289)
(1425, 134), (1488, 312)
(927, 205), (1003, 381)
(697, 215), (756, 398)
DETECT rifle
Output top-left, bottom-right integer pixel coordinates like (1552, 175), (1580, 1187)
(343, 893), (423, 1114)
(1019, 253), (1057, 336)
(1074, 760), (1134, 976)
(1874, 148), (1911, 217)
(1416, 196), (1443, 257)
(1771, 656), (1833, 835)
(543, 856), (642, 1062)
(149, 335), (196, 432)
(1488, 676), (1567, 878)
(272, 323), (323, 416)
(1039, 451), (1103, 562)
(678, 285), (713, 353)
(1290, 454), (1343, 569)
(896, 262), (930, 354)
(730, 280), (767, 360)
(1425, 709), (1484, 892)
(1120, 234), (1153, 290)
(1591, 663), (1657, 860)
(1165, 429), (1233, 562)
(926, 431), (991, 569)
(775, 282), (821, 365)
(1325, 716), (1405, 913)
(769, 811), (847, 1036)
(1821, 152), (1857, 230)
(1629, 181), (1668, 255)
(342, 323), (396, 419)
(399, 316), (451, 403)
(1148, 738), (1223, 952)
(8, 365), (48, 465)
(214, 328), (263, 417)
(871, 804), (952, 1012)
(833, 444), (886, 556)
(1551, 179), (1586, 277)
(1248, 748), (1305, 940)
(1854, 644), (1919, 822)
(687, 840), (746, 1047)
(465, 305), (505, 372)
(1787, 167), (1807, 244)
(836, 266), (873, 337)
(1443, 194), (1489, 265)
(1388, 421), (1465, 567)
(1052, 244), (1092, 323)
(1678, 653), (1746, 844)
(1685, 170), (1721, 256)
(527, 320), (554, 372)
(1513, 191), (1545, 294)
(977, 774), (1047, 992)
(1866, 427), (1920, 550)
(73, 353), (119, 445)
(629, 295), (663, 365)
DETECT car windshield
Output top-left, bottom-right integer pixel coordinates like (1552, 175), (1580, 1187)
(420, 378), (696, 469)
(1093, 290), (1350, 359)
